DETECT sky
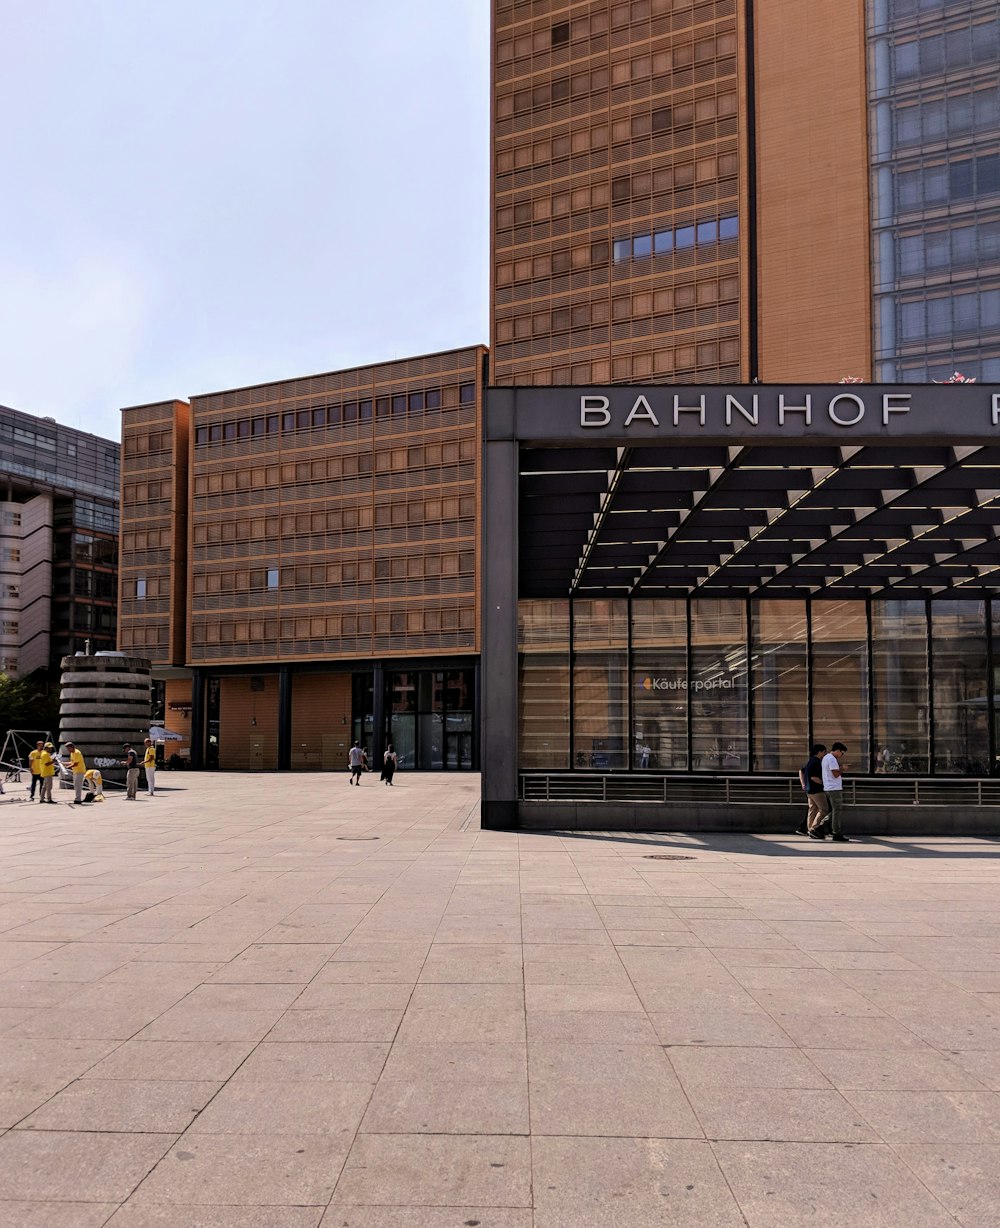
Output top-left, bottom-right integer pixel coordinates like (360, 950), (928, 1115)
(0, 0), (490, 442)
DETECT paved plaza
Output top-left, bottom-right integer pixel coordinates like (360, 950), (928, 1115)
(0, 773), (999, 1226)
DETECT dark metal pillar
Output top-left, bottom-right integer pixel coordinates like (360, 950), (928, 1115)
(277, 666), (292, 771)
(472, 657), (482, 771)
(190, 668), (204, 769)
(372, 662), (386, 768)
(481, 416), (519, 829)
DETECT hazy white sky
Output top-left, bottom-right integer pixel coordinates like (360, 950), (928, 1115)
(1, 1), (490, 441)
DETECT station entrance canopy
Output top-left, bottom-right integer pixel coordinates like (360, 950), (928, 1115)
(481, 384), (1000, 830)
(494, 384), (1000, 600)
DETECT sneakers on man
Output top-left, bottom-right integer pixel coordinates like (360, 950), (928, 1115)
(830, 834), (851, 842)
(808, 829), (826, 840)
(794, 824), (809, 836)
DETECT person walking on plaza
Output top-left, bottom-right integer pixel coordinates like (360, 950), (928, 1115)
(28, 739), (44, 800)
(381, 743), (397, 785)
(38, 741), (57, 803)
(820, 742), (851, 842)
(348, 741), (367, 785)
(796, 743), (827, 838)
(65, 742), (87, 805)
(143, 738), (157, 796)
(122, 743), (140, 799)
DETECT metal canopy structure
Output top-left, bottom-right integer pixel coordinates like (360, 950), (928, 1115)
(519, 441), (1000, 600)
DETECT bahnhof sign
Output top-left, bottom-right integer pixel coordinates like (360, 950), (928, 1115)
(481, 384), (1000, 831)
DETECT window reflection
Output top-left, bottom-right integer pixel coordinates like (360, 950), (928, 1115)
(632, 600), (687, 770)
(932, 601), (988, 774)
(690, 599), (747, 771)
(811, 600), (870, 771)
(572, 599), (628, 770)
(873, 600), (928, 773)
(518, 599), (570, 769)
(752, 601), (807, 772)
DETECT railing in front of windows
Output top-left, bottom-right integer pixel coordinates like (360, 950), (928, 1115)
(520, 773), (1000, 808)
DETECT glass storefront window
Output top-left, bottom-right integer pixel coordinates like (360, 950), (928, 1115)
(514, 596), (997, 778)
(932, 601), (988, 774)
(811, 600), (870, 771)
(632, 600), (688, 770)
(518, 599), (570, 769)
(752, 601), (807, 772)
(690, 599), (747, 771)
(572, 599), (628, 770)
(873, 600), (929, 773)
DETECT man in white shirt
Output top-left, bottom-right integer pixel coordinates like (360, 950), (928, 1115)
(820, 742), (850, 843)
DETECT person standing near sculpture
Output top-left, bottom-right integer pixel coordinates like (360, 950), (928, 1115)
(143, 738), (157, 796)
(65, 742), (87, 805)
(28, 740), (44, 800)
(122, 743), (140, 800)
(38, 742), (57, 803)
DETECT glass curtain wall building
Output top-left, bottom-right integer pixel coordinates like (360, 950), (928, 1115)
(870, 0), (1000, 381)
(1, 403), (119, 678)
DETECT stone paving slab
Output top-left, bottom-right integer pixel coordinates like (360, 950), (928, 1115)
(1, 772), (1000, 1223)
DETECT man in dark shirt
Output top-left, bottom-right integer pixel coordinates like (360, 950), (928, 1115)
(796, 743), (828, 839)
(122, 743), (140, 800)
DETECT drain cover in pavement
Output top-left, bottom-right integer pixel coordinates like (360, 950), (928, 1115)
(643, 854), (695, 860)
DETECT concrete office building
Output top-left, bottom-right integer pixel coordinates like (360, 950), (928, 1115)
(119, 348), (484, 772)
(0, 404), (119, 679)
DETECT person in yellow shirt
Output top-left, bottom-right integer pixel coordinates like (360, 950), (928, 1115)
(28, 740), (44, 801)
(65, 742), (87, 804)
(38, 742), (57, 804)
(143, 738), (157, 797)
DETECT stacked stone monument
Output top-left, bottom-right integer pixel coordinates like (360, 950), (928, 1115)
(59, 654), (152, 786)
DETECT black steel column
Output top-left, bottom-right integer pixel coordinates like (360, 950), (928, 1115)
(805, 600), (814, 754)
(925, 600), (935, 775)
(277, 666), (292, 771)
(472, 657), (482, 771)
(745, 597), (754, 771)
(866, 600), (876, 776)
(568, 599), (576, 770)
(988, 599), (997, 777)
(685, 600), (693, 771)
(189, 668), (204, 770)
(481, 423), (519, 829)
(626, 597), (634, 771)
(372, 662), (386, 768)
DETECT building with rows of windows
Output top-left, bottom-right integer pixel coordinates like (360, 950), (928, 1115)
(119, 349), (484, 772)
(1, 403), (119, 682)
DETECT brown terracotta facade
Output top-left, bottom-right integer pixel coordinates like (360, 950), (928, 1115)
(119, 350), (484, 771)
(186, 348), (484, 667)
(118, 400), (189, 665)
(754, 0), (871, 381)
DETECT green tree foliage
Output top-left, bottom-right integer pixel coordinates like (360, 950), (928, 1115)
(0, 672), (60, 748)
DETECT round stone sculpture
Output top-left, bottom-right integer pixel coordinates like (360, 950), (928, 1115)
(59, 654), (152, 785)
